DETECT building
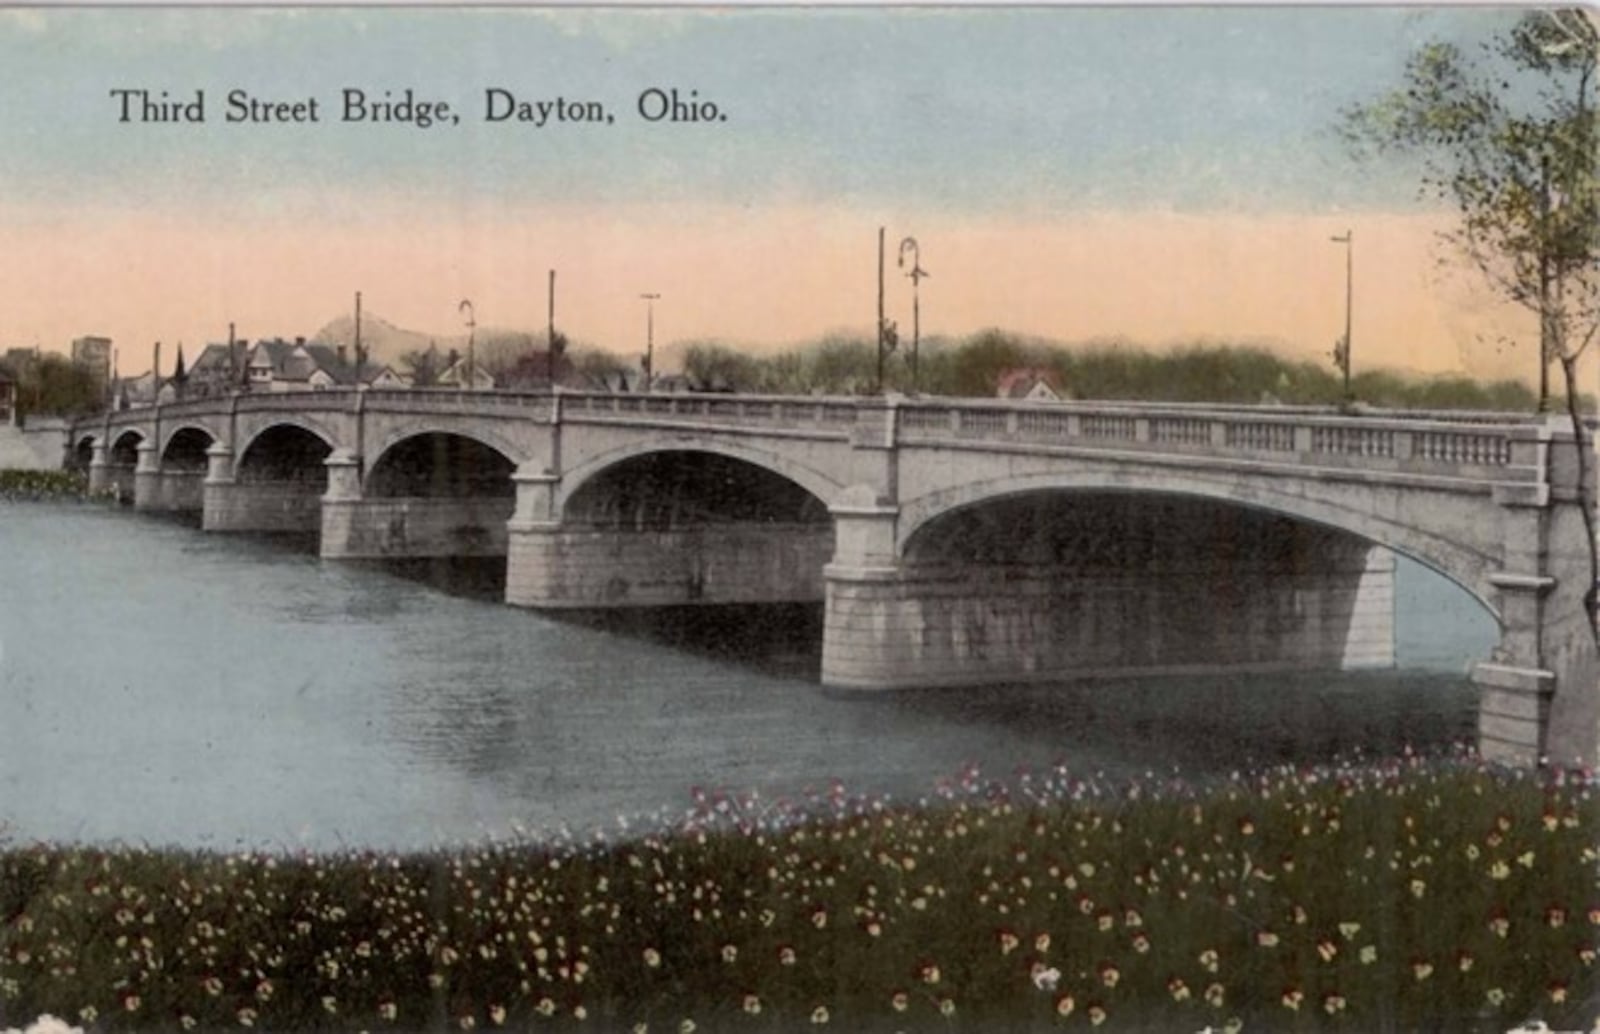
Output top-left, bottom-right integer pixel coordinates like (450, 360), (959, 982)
(435, 354), (497, 391)
(71, 336), (114, 393)
(995, 367), (1066, 402)
(0, 371), (15, 426)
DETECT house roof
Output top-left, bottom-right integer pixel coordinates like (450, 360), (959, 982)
(995, 367), (1063, 399)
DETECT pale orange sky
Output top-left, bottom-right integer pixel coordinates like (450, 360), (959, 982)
(0, 200), (1543, 384)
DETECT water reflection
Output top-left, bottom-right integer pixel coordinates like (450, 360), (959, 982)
(0, 504), (1495, 850)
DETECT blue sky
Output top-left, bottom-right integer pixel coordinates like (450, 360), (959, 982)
(0, 6), (1520, 216)
(0, 7), (1556, 378)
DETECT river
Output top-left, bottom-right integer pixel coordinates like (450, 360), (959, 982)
(0, 503), (1495, 850)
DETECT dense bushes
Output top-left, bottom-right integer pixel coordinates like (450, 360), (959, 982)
(0, 471), (89, 503)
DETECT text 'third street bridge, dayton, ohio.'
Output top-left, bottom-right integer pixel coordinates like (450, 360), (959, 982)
(61, 388), (1600, 769)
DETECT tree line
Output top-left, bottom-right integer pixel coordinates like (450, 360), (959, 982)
(680, 330), (1555, 411)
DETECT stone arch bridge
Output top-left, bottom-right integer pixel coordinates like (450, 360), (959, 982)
(64, 389), (1600, 768)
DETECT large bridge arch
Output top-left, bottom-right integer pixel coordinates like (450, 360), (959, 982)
(555, 438), (846, 521)
(160, 425), (216, 468)
(507, 440), (841, 609)
(897, 467), (1502, 621)
(159, 422), (220, 460)
(234, 417), (339, 471)
(365, 425), (528, 482)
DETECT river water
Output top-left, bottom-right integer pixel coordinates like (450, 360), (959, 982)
(0, 503), (1495, 850)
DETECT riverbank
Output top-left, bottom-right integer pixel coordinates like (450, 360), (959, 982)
(0, 470), (90, 503)
(2, 751), (1593, 1032)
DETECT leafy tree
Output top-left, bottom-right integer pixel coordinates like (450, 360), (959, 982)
(1343, 9), (1599, 410)
(10, 354), (103, 417)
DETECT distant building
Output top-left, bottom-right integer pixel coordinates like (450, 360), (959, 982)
(0, 371), (15, 426)
(435, 355), (497, 391)
(995, 367), (1066, 402)
(71, 336), (113, 391)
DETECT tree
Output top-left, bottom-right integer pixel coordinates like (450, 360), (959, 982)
(1343, 9), (1599, 410)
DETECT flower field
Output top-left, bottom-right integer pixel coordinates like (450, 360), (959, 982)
(0, 470), (91, 503)
(1, 751), (1595, 1032)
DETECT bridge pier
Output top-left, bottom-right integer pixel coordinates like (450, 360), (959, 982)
(133, 441), (162, 510)
(1473, 434), (1600, 767)
(87, 441), (111, 496)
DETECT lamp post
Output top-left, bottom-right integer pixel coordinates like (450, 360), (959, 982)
(897, 236), (928, 394)
(548, 270), (558, 388)
(639, 293), (660, 392)
(1330, 230), (1353, 404)
(458, 298), (476, 392)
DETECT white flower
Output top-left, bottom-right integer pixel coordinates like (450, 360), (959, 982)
(1031, 965), (1062, 992)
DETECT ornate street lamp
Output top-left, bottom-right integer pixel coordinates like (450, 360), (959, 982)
(458, 299), (476, 392)
(1330, 231), (1353, 404)
(639, 293), (660, 392)
(898, 236), (929, 394)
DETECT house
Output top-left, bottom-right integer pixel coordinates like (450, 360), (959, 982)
(0, 371), (15, 426)
(995, 367), (1066, 402)
(184, 337), (411, 396)
(435, 355), (497, 391)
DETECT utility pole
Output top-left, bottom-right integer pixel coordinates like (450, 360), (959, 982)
(639, 293), (660, 392)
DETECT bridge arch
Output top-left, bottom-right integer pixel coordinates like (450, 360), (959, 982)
(235, 422), (335, 484)
(108, 428), (144, 466)
(898, 468), (1501, 622)
(233, 417), (339, 470)
(366, 426), (527, 485)
(366, 431), (518, 498)
(160, 425), (216, 469)
(556, 439), (845, 521)
(70, 433), (97, 470)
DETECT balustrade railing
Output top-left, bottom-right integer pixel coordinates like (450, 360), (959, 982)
(83, 389), (1553, 485)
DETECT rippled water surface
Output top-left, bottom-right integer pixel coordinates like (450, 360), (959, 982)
(0, 503), (1496, 849)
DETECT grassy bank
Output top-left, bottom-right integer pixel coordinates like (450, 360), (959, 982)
(1, 753), (1595, 1032)
(0, 470), (90, 503)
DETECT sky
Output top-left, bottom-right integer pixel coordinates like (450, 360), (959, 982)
(0, 6), (1559, 381)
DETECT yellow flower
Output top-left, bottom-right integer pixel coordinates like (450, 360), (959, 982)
(1088, 1004), (1108, 1026)
(891, 991), (909, 1013)
(810, 1005), (829, 1025)
(1055, 994), (1075, 1017)
(643, 947), (662, 968)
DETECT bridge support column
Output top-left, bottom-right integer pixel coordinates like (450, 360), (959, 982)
(87, 442), (111, 496)
(820, 487), (904, 688)
(133, 441), (163, 510)
(1475, 427), (1600, 767)
(318, 450), (364, 558)
(200, 443), (236, 532)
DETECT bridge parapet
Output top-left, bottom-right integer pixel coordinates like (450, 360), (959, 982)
(894, 399), (1550, 490)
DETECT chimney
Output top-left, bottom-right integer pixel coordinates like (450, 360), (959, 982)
(337, 344), (348, 366)
(295, 336), (306, 347)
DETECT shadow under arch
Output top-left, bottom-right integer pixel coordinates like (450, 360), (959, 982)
(898, 469), (1502, 626)
(556, 439), (843, 523)
(365, 431), (517, 499)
